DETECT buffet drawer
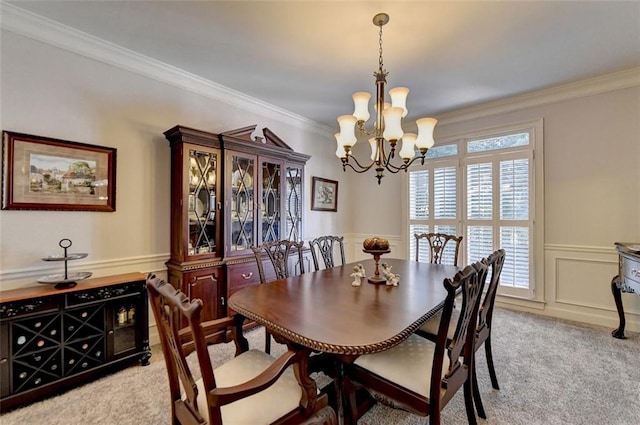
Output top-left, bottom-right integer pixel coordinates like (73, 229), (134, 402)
(622, 255), (640, 284)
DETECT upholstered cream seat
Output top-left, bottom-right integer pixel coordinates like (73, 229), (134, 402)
(353, 334), (452, 399)
(191, 349), (302, 424)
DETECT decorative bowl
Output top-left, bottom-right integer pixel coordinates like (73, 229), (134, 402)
(363, 237), (389, 251)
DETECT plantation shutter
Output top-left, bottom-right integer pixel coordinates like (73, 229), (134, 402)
(409, 170), (429, 261)
(433, 166), (456, 219)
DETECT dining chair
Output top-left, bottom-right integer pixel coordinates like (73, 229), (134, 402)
(416, 249), (506, 418)
(146, 273), (337, 425)
(343, 261), (487, 425)
(251, 239), (306, 354)
(308, 235), (346, 271)
(414, 232), (463, 266)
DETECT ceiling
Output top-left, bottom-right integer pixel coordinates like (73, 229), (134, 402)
(6, 1), (640, 130)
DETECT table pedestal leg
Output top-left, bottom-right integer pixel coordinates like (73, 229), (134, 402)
(611, 275), (626, 339)
(367, 253), (386, 284)
(335, 362), (345, 425)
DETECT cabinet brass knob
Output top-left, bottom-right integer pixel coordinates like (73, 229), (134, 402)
(241, 272), (253, 280)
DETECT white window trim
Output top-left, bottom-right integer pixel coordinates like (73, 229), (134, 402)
(404, 118), (544, 301)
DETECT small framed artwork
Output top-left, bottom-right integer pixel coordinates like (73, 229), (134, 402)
(2, 131), (117, 211)
(311, 176), (338, 212)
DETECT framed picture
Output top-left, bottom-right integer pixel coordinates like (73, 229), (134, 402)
(311, 176), (338, 212)
(2, 131), (117, 211)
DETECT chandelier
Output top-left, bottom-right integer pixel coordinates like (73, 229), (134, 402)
(335, 13), (437, 184)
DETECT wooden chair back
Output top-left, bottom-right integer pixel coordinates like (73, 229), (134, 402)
(252, 239), (305, 284)
(414, 232), (463, 266)
(147, 273), (233, 425)
(309, 235), (346, 271)
(434, 262), (487, 408)
(477, 249), (506, 343)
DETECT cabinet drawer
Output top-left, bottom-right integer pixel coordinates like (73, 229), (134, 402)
(621, 255), (640, 286)
(227, 262), (261, 297)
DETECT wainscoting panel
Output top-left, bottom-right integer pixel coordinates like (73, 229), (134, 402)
(555, 257), (619, 309)
(545, 245), (639, 333)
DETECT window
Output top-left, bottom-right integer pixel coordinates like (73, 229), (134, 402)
(408, 122), (542, 299)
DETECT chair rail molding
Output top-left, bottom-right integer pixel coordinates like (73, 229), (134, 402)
(0, 253), (169, 291)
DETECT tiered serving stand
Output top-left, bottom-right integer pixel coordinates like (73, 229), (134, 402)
(38, 238), (92, 289)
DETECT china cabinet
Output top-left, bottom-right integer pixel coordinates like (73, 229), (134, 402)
(0, 273), (150, 410)
(164, 125), (309, 323)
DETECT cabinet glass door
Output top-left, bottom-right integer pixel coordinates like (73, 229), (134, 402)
(230, 155), (255, 252)
(188, 149), (218, 256)
(109, 298), (139, 358)
(285, 166), (303, 242)
(260, 160), (281, 243)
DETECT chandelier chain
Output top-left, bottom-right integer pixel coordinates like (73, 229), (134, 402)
(378, 24), (384, 72)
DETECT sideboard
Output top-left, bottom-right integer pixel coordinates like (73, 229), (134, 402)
(0, 272), (151, 410)
(611, 242), (640, 339)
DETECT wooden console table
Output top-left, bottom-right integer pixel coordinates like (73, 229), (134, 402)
(611, 242), (640, 339)
(0, 273), (151, 410)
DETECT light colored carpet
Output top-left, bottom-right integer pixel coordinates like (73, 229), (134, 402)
(1, 308), (639, 424)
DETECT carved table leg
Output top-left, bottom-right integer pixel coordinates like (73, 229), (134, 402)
(611, 275), (626, 339)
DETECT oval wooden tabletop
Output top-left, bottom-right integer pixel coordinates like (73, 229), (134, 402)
(229, 258), (458, 355)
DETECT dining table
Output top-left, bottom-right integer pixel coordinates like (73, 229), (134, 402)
(228, 257), (459, 423)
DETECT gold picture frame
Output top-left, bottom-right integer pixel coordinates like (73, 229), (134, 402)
(311, 176), (338, 212)
(2, 131), (117, 211)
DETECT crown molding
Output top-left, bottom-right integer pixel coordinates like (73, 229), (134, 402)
(3, 3), (637, 136)
(0, 3), (334, 137)
(436, 67), (640, 126)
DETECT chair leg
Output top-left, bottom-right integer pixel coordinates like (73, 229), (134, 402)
(472, 361), (487, 419)
(485, 336), (500, 390)
(265, 330), (271, 355)
(463, 366), (478, 425)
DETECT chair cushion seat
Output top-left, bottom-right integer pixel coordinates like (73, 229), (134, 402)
(353, 334), (450, 400)
(418, 294), (462, 339)
(419, 307), (459, 340)
(191, 349), (302, 424)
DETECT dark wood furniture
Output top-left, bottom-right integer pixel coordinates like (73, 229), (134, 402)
(417, 249), (505, 418)
(164, 125), (309, 328)
(343, 262), (486, 425)
(228, 258), (460, 423)
(146, 273), (336, 425)
(611, 242), (640, 339)
(251, 239), (306, 354)
(414, 232), (463, 266)
(309, 236), (346, 271)
(0, 273), (151, 410)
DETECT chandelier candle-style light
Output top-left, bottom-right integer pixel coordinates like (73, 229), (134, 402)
(335, 12), (437, 184)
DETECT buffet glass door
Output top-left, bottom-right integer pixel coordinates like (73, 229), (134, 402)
(260, 159), (282, 244)
(285, 165), (304, 242)
(229, 153), (255, 253)
(188, 149), (219, 257)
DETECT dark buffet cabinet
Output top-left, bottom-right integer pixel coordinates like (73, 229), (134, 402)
(0, 273), (151, 411)
(164, 125), (310, 330)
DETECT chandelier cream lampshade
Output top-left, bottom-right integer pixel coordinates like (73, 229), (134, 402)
(335, 12), (438, 184)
